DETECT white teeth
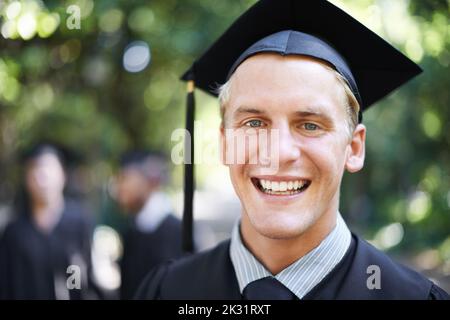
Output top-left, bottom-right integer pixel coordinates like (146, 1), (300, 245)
(271, 181), (280, 191)
(258, 178), (309, 194)
(287, 181), (293, 190)
(261, 180), (266, 189)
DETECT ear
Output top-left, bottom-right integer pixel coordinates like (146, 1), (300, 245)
(345, 124), (366, 173)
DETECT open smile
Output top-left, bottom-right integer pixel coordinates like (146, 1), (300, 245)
(251, 177), (311, 196)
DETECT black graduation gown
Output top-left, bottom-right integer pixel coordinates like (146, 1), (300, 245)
(135, 234), (449, 300)
(0, 200), (96, 300)
(120, 214), (183, 300)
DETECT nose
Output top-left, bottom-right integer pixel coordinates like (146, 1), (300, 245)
(34, 169), (49, 188)
(275, 123), (301, 165)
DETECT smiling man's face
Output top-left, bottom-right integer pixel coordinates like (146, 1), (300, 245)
(221, 53), (365, 241)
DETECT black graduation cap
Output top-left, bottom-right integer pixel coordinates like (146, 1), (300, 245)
(19, 142), (80, 169)
(179, 0), (422, 253)
(119, 149), (167, 168)
(119, 149), (170, 185)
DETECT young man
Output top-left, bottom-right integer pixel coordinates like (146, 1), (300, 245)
(115, 151), (183, 299)
(135, 0), (449, 299)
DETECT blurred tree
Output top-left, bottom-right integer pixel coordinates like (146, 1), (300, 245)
(0, 0), (448, 272)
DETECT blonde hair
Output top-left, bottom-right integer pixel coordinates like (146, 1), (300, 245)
(218, 62), (360, 137)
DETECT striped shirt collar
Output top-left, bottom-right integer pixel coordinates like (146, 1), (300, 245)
(229, 212), (352, 299)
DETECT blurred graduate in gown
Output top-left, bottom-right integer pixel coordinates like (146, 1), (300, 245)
(0, 144), (98, 299)
(115, 151), (183, 299)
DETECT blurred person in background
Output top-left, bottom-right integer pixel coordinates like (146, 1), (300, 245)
(0, 143), (99, 299)
(115, 150), (183, 299)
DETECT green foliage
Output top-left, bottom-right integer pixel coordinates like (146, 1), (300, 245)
(0, 0), (448, 258)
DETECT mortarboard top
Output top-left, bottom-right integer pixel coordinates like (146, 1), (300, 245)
(179, 0), (422, 253)
(119, 149), (170, 185)
(20, 142), (80, 169)
(119, 150), (168, 168)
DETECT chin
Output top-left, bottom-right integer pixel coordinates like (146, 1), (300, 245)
(245, 207), (320, 240)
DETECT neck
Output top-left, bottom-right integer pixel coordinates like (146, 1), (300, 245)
(240, 206), (338, 275)
(32, 196), (64, 232)
(131, 190), (155, 215)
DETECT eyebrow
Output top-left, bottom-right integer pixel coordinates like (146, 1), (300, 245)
(294, 110), (334, 124)
(233, 107), (265, 117)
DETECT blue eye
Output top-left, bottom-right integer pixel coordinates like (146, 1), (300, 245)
(246, 120), (263, 127)
(304, 123), (319, 130)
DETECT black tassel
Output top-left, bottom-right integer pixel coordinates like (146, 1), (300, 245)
(182, 73), (195, 253)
